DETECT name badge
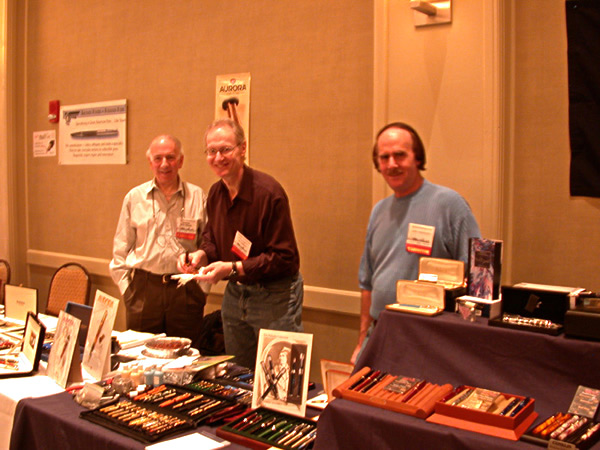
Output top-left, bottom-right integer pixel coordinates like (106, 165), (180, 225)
(406, 223), (435, 256)
(176, 218), (197, 241)
(231, 231), (252, 260)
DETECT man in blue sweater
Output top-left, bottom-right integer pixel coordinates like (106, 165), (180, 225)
(352, 122), (481, 363)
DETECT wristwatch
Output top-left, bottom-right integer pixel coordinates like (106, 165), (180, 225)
(229, 261), (238, 278)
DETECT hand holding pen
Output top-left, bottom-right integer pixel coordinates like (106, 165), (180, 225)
(176, 250), (205, 273)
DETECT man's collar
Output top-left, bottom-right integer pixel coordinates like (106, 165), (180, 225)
(220, 165), (253, 202)
(147, 177), (183, 195)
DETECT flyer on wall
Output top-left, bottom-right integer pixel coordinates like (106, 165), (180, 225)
(215, 73), (250, 160)
(59, 99), (127, 165)
(33, 130), (57, 157)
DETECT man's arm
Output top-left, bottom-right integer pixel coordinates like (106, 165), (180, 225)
(109, 197), (135, 296)
(351, 289), (372, 364)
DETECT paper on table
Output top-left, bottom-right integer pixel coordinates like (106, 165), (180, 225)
(145, 431), (230, 449)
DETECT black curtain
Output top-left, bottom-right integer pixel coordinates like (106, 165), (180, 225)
(566, 0), (600, 197)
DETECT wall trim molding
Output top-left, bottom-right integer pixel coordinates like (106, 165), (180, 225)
(26, 249), (361, 315)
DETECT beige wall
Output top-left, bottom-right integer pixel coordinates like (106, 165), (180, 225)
(11, 0), (373, 382)
(507, 1), (600, 290)
(5, 0), (600, 384)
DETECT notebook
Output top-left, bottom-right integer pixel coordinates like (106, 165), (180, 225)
(65, 301), (93, 348)
(1, 285), (38, 330)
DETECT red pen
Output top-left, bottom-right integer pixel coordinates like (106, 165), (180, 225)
(402, 380), (427, 402)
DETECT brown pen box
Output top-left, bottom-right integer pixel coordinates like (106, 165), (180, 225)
(426, 386), (538, 440)
(332, 366), (454, 419)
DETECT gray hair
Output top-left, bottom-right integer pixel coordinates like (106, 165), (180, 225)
(204, 119), (246, 146)
(146, 134), (184, 160)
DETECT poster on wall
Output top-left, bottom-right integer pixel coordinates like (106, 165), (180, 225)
(33, 130), (57, 157)
(215, 73), (250, 159)
(566, 1), (600, 197)
(59, 99), (127, 165)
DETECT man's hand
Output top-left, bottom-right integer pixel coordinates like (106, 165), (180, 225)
(177, 250), (205, 273)
(194, 261), (233, 284)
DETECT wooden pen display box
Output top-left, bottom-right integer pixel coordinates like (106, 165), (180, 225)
(426, 386), (538, 440)
(386, 280), (445, 316)
(418, 257), (467, 312)
(332, 366), (454, 419)
(217, 407), (317, 450)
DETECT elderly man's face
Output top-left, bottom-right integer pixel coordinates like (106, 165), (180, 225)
(376, 127), (422, 197)
(205, 125), (246, 180)
(147, 137), (183, 187)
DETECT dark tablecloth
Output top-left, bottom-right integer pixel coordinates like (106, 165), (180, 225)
(314, 310), (600, 449)
(9, 391), (245, 450)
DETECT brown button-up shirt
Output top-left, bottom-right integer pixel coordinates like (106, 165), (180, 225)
(201, 166), (300, 284)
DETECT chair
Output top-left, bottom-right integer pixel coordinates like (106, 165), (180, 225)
(0, 259), (10, 305)
(46, 263), (91, 316)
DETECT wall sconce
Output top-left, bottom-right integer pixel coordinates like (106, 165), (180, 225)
(409, 1), (452, 27)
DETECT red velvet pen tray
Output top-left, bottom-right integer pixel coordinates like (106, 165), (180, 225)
(426, 386), (538, 440)
(332, 366), (453, 419)
(217, 407), (318, 450)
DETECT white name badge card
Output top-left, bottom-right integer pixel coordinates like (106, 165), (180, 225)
(231, 230), (252, 260)
(406, 223), (435, 256)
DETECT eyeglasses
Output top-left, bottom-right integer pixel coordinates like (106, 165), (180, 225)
(204, 144), (241, 156)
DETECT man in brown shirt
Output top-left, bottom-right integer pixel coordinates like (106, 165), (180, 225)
(180, 119), (303, 368)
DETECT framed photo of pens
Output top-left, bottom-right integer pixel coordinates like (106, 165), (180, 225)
(47, 310), (82, 388)
(252, 329), (313, 417)
(83, 290), (119, 381)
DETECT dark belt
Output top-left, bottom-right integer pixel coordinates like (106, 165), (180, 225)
(133, 268), (178, 284)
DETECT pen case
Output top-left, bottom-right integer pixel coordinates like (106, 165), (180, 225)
(418, 257), (467, 312)
(426, 385), (538, 441)
(386, 280), (445, 316)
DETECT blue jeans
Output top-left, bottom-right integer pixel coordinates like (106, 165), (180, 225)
(221, 273), (304, 369)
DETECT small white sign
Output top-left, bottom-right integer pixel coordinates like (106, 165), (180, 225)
(33, 130), (57, 157)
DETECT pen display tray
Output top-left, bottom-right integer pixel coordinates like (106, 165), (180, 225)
(80, 398), (194, 444)
(488, 316), (563, 336)
(426, 385), (538, 440)
(184, 379), (253, 405)
(332, 366), (453, 419)
(130, 383), (239, 425)
(217, 407), (317, 450)
(521, 413), (600, 449)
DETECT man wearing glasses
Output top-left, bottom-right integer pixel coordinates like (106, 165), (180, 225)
(110, 135), (207, 344)
(352, 122), (480, 363)
(180, 119), (303, 369)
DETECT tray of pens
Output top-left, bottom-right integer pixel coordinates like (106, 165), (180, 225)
(332, 366), (454, 419)
(217, 407), (317, 450)
(81, 383), (248, 443)
(184, 379), (253, 405)
(80, 398), (194, 443)
(130, 383), (245, 425)
(426, 385), (538, 440)
(521, 413), (600, 449)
